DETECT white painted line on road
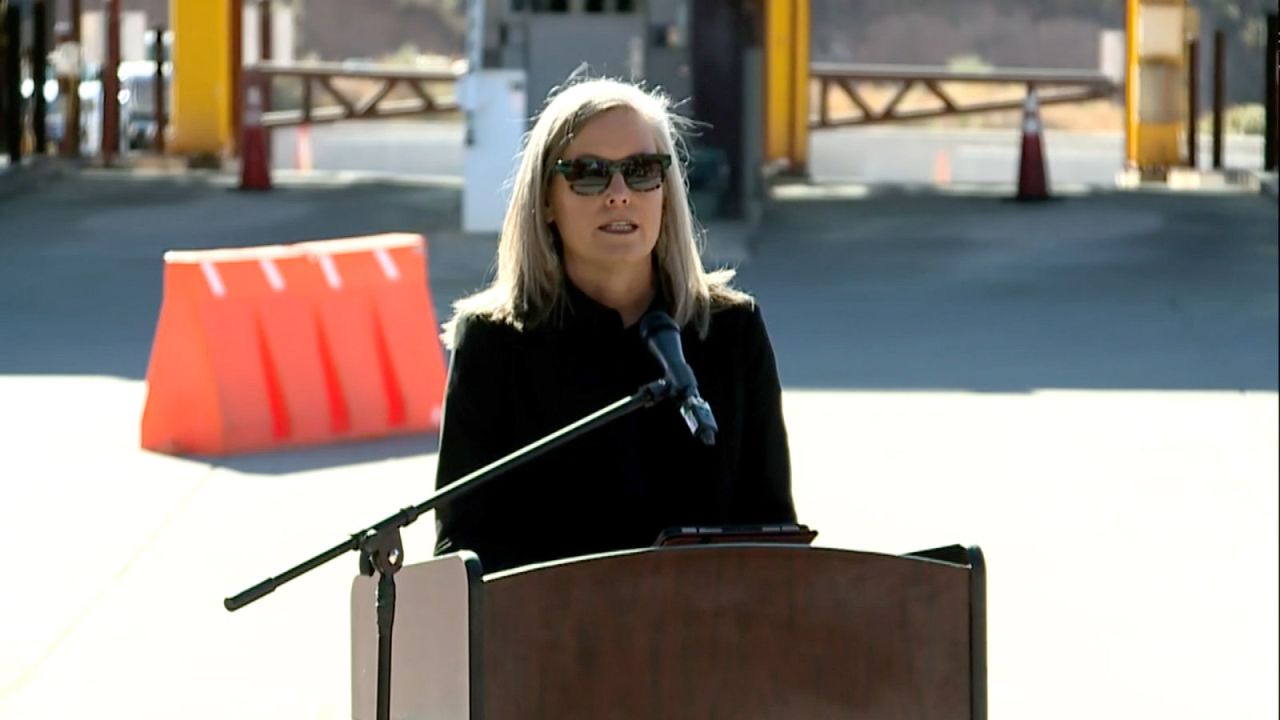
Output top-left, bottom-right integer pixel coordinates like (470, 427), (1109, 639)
(200, 262), (226, 298)
(319, 254), (343, 290)
(374, 249), (400, 282)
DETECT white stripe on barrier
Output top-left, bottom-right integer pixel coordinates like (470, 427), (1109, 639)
(319, 255), (343, 290)
(374, 248), (400, 281)
(200, 262), (227, 298)
(259, 258), (286, 292)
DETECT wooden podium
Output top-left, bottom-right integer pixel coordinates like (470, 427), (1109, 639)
(352, 544), (986, 720)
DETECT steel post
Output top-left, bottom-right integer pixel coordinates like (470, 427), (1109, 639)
(102, 0), (120, 163)
(1212, 29), (1224, 170)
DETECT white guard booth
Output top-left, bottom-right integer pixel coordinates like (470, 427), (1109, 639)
(461, 70), (528, 234)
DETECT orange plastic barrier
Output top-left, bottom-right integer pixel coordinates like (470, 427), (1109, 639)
(141, 233), (447, 456)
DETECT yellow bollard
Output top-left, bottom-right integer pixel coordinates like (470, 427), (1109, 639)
(1126, 0), (1195, 172)
(167, 0), (232, 156)
(763, 0), (809, 175)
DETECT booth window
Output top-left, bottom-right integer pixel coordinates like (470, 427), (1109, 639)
(518, 0), (632, 12)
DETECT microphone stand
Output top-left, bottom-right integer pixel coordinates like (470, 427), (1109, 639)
(225, 377), (676, 720)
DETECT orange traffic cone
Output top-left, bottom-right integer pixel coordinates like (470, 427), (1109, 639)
(240, 83), (271, 191)
(932, 149), (952, 186)
(1015, 88), (1050, 201)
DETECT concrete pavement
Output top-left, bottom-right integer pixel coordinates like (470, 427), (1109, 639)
(753, 183), (1278, 391)
(0, 169), (1276, 719)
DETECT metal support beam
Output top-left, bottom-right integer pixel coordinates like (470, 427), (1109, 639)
(1212, 29), (1224, 170)
(103, 0), (120, 164)
(32, 0), (48, 154)
(153, 25), (166, 152)
(230, 0), (242, 156)
(257, 0), (272, 163)
(1265, 13), (1277, 171)
(68, 0), (82, 156)
(2, 3), (19, 163)
(1187, 37), (1198, 168)
(258, 0), (273, 64)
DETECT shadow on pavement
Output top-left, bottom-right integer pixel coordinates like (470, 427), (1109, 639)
(194, 433), (439, 475)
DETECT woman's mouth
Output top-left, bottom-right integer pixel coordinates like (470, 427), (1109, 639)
(598, 221), (639, 234)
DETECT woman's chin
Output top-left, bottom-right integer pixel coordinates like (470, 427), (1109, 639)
(566, 246), (654, 275)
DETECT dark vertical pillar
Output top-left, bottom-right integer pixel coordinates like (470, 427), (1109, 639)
(1212, 29), (1225, 170)
(1186, 37), (1198, 169)
(68, 0), (81, 155)
(690, 0), (746, 217)
(1265, 13), (1277, 171)
(3, 3), (21, 163)
(258, 0), (272, 65)
(258, 0), (271, 160)
(32, 0), (48, 154)
(102, 0), (119, 163)
(230, 0), (243, 156)
(152, 25), (165, 152)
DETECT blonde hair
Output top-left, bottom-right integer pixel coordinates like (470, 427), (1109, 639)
(442, 75), (749, 347)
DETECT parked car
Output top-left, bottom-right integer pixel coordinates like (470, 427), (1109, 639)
(18, 74), (64, 146)
(117, 60), (170, 149)
(22, 60), (170, 154)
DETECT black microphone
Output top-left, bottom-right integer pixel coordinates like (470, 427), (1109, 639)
(638, 310), (718, 446)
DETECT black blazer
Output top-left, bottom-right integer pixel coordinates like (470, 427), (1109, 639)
(432, 281), (794, 574)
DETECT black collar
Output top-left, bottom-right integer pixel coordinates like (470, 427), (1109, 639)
(562, 275), (669, 334)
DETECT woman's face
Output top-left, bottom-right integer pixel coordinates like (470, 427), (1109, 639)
(548, 107), (665, 280)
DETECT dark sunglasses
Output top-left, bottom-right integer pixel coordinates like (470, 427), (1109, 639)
(552, 153), (673, 196)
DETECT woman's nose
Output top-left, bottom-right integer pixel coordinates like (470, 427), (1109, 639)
(603, 172), (631, 206)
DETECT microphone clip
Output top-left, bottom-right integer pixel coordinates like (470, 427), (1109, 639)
(678, 395), (718, 446)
